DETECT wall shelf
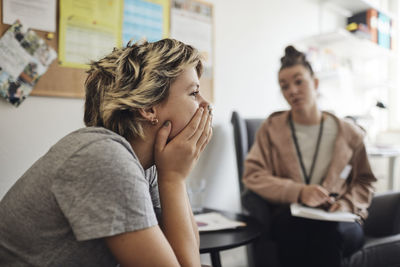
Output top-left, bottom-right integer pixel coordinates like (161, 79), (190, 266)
(296, 28), (395, 60)
(315, 69), (395, 91)
(320, 0), (396, 19)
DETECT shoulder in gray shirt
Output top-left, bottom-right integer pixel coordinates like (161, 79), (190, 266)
(0, 127), (160, 267)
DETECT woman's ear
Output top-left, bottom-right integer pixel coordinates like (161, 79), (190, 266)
(138, 106), (157, 122)
(313, 77), (319, 90)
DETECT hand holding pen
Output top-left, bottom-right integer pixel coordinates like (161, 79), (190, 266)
(299, 185), (334, 207)
(317, 192), (341, 212)
(299, 185), (341, 212)
(327, 192), (341, 212)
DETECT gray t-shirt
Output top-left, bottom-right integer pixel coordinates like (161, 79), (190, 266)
(0, 127), (160, 267)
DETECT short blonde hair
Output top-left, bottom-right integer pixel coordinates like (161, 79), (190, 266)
(84, 39), (203, 141)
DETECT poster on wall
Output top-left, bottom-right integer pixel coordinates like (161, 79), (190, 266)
(122, 0), (170, 45)
(58, 0), (123, 69)
(170, 0), (213, 101)
(0, 20), (57, 107)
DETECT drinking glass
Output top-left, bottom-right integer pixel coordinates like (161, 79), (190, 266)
(187, 178), (207, 213)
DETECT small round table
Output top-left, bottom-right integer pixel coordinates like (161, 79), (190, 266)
(198, 208), (262, 267)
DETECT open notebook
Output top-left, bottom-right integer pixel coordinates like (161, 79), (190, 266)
(290, 203), (359, 222)
(194, 212), (246, 232)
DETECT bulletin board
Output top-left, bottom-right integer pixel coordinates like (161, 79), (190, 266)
(0, 0), (87, 98)
(0, 0), (214, 100)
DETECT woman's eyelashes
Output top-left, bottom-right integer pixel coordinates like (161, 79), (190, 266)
(190, 90), (200, 98)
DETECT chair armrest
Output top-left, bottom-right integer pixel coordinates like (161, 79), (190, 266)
(364, 191), (400, 237)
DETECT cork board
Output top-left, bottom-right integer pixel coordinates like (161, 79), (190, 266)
(0, 0), (87, 98)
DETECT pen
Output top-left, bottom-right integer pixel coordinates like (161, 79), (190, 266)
(329, 193), (339, 199)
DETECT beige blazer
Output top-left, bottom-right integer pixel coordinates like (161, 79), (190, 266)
(243, 111), (377, 220)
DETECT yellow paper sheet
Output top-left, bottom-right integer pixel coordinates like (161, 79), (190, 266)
(59, 0), (123, 68)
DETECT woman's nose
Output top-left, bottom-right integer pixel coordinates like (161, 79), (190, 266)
(199, 95), (210, 109)
(288, 85), (299, 95)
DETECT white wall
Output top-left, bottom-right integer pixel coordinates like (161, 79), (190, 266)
(0, 0), (343, 211)
(0, 97), (84, 198)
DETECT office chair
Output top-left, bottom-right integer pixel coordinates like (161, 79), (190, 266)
(231, 110), (400, 267)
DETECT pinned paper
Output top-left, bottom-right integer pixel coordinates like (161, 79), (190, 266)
(0, 20), (57, 107)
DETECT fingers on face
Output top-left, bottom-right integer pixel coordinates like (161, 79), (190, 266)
(154, 121), (171, 152)
(181, 107), (205, 139)
(191, 106), (211, 141)
(196, 109), (212, 148)
(199, 123), (213, 153)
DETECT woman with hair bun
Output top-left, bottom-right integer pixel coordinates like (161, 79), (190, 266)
(0, 39), (212, 266)
(243, 45), (376, 267)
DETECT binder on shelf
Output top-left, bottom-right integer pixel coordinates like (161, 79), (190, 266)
(368, 9), (378, 43)
(377, 12), (391, 49)
(347, 9), (378, 44)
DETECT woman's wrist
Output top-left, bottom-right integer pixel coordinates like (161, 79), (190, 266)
(158, 176), (187, 202)
(157, 173), (186, 187)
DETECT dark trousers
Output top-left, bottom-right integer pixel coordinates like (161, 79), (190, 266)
(271, 205), (364, 267)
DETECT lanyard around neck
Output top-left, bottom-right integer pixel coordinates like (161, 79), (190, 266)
(289, 113), (324, 185)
